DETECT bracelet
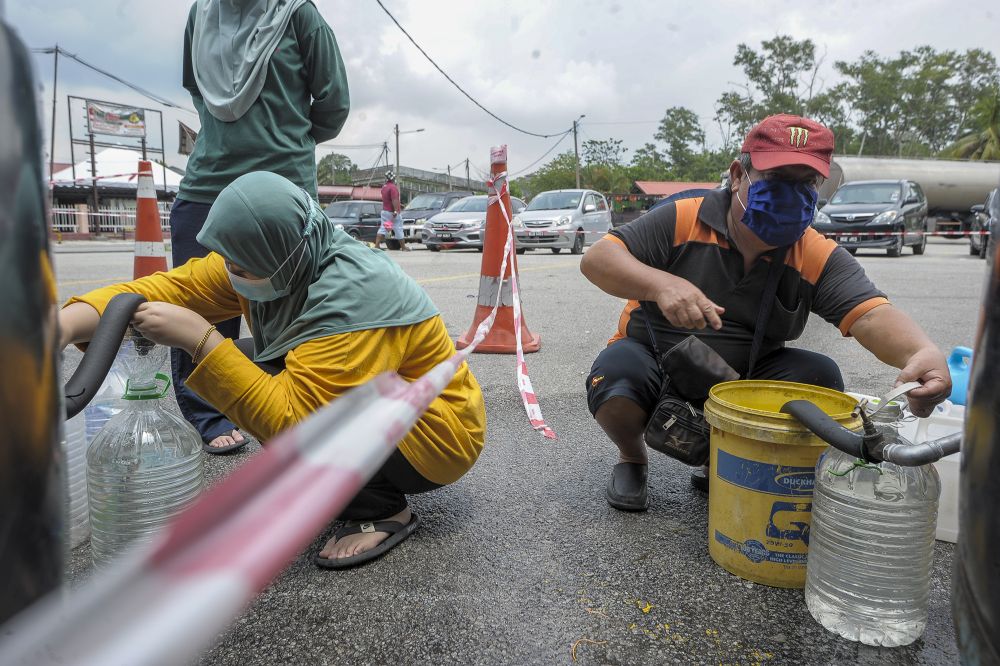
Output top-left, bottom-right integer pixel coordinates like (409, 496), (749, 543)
(191, 325), (217, 365)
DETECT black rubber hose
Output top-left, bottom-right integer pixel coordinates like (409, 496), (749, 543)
(781, 399), (867, 458)
(63, 293), (146, 419)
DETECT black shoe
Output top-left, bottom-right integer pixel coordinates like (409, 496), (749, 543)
(690, 465), (709, 493)
(606, 462), (649, 511)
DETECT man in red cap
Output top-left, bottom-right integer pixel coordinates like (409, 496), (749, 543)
(580, 114), (951, 510)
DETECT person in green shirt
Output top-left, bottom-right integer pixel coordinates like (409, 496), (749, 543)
(171, 0), (350, 455)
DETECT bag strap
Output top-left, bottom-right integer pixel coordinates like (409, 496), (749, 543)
(747, 246), (789, 378)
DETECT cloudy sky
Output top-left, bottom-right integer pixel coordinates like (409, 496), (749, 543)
(7, 0), (999, 181)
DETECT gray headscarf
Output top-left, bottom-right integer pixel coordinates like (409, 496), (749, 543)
(191, 0), (308, 122)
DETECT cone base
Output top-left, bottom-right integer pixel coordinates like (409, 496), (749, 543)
(456, 305), (541, 354)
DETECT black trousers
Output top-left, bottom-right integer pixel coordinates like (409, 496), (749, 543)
(586, 336), (844, 416)
(233, 338), (442, 521)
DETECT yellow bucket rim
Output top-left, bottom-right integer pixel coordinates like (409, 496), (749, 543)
(708, 379), (859, 422)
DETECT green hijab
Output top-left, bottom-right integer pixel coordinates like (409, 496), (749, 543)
(197, 171), (438, 362)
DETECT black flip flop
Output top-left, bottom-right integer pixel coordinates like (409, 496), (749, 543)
(201, 430), (248, 455)
(313, 513), (420, 570)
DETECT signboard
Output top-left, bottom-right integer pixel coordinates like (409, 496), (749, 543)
(86, 101), (146, 138)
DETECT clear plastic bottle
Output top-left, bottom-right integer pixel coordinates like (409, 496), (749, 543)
(63, 410), (90, 549)
(804, 402), (941, 646)
(83, 355), (127, 445)
(86, 332), (204, 566)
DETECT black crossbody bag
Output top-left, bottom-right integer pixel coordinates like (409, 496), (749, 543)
(641, 247), (788, 466)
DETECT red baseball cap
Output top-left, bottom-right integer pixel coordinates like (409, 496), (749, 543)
(741, 114), (834, 178)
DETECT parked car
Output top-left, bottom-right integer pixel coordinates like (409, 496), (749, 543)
(970, 188), (999, 259)
(423, 195), (527, 251)
(513, 189), (612, 254)
(399, 191), (473, 243)
(813, 179), (928, 257)
(324, 199), (381, 242)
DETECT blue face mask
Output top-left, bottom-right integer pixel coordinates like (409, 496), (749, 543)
(226, 238), (307, 302)
(736, 174), (818, 247)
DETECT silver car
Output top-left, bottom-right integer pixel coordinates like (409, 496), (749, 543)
(423, 195), (526, 252)
(514, 189), (613, 254)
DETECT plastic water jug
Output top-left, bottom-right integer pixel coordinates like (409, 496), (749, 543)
(86, 331), (204, 567)
(83, 352), (127, 445)
(62, 410), (90, 549)
(947, 347), (973, 406)
(804, 402), (941, 647)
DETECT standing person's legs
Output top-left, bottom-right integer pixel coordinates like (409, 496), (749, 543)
(374, 210), (392, 249)
(395, 212), (410, 251)
(168, 198), (245, 452)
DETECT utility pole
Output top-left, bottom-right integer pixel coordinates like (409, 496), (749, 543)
(573, 115), (585, 188)
(394, 123), (399, 176)
(447, 164), (452, 190)
(465, 158), (470, 191)
(49, 45), (59, 182)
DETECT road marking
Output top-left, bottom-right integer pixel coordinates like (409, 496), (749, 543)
(57, 260), (579, 289)
(59, 277), (130, 287)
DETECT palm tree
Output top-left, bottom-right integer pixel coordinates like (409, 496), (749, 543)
(941, 92), (1000, 160)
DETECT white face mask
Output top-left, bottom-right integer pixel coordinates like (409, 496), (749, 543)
(226, 238), (307, 302)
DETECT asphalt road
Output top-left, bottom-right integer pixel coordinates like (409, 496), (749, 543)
(55, 237), (986, 665)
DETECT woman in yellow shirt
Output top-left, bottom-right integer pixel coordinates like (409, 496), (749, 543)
(59, 172), (486, 569)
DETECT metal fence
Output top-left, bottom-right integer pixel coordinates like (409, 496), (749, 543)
(50, 204), (171, 235)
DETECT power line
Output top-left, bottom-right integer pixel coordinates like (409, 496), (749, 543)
(585, 120), (660, 126)
(510, 130), (573, 177)
(373, 0), (566, 139)
(317, 142), (387, 151)
(32, 46), (196, 114)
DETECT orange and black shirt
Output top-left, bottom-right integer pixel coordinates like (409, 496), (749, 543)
(605, 188), (888, 375)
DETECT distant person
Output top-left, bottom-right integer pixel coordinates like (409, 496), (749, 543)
(172, 0), (350, 454)
(60, 172), (485, 568)
(581, 114), (951, 511)
(375, 170), (409, 251)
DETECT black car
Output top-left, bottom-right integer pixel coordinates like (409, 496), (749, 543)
(400, 191), (473, 241)
(970, 188), (999, 259)
(813, 179), (929, 257)
(324, 200), (381, 242)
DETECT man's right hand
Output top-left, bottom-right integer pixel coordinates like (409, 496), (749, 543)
(652, 276), (725, 330)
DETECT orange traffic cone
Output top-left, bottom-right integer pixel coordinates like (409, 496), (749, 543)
(133, 160), (168, 279)
(456, 146), (540, 353)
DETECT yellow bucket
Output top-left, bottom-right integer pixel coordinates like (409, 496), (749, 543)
(703, 380), (861, 588)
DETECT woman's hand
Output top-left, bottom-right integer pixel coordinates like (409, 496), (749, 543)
(131, 302), (213, 356)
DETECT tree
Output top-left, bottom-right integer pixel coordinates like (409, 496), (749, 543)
(316, 152), (356, 185)
(582, 138), (628, 167)
(655, 107), (705, 170)
(714, 36), (825, 147)
(629, 142), (671, 181)
(941, 91), (1000, 160)
(518, 151), (577, 198)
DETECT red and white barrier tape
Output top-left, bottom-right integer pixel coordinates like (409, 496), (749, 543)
(486, 169), (557, 439)
(50, 171), (141, 185)
(819, 230), (988, 238)
(0, 175), (556, 663)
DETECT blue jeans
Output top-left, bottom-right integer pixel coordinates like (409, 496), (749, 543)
(169, 198), (242, 442)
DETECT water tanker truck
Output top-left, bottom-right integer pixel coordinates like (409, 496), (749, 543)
(820, 156), (1000, 237)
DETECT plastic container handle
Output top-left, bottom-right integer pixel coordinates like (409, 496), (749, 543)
(63, 293), (147, 419)
(950, 346), (974, 368)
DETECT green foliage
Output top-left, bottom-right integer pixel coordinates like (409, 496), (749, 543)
(941, 91), (1000, 160)
(517, 37), (1000, 200)
(316, 152), (357, 186)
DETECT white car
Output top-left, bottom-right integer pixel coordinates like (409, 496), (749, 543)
(514, 189), (613, 254)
